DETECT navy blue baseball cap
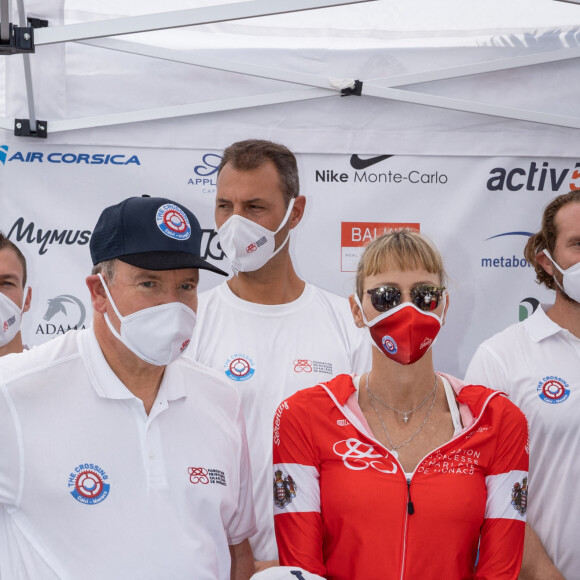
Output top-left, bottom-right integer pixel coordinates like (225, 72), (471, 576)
(90, 196), (227, 275)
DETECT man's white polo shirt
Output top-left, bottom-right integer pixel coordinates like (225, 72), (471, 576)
(0, 328), (256, 579)
(465, 305), (580, 580)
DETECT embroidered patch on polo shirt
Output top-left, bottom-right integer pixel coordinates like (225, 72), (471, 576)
(68, 463), (111, 505)
(188, 467), (227, 486)
(537, 375), (570, 404)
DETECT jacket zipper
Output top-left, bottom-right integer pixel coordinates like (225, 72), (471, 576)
(406, 478), (414, 515)
(398, 478), (415, 580)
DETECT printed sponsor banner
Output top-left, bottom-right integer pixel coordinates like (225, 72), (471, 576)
(0, 144), (565, 377)
(340, 222), (420, 272)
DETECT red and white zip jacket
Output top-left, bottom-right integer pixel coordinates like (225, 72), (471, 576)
(273, 373), (529, 580)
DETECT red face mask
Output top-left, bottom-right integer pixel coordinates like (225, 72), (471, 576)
(361, 302), (442, 365)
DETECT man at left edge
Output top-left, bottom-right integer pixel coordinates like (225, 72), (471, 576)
(0, 195), (256, 579)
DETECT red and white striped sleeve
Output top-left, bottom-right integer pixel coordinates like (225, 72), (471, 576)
(476, 397), (529, 579)
(273, 392), (326, 577)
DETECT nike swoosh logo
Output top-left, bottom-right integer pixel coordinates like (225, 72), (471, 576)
(350, 154), (393, 170)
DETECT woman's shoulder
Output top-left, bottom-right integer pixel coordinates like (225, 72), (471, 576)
(280, 373), (356, 412)
(446, 373), (526, 429)
(460, 382), (527, 429)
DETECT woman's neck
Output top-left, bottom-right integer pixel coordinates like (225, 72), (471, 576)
(364, 349), (437, 410)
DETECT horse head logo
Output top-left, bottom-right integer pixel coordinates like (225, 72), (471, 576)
(44, 295), (86, 329)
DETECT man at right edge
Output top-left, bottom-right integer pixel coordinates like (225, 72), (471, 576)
(465, 191), (580, 580)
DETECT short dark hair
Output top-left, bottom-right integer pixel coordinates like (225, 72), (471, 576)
(524, 190), (580, 290)
(0, 232), (27, 286)
(218, 139), (300, 206)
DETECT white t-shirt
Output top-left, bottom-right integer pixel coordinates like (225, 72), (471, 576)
(465, 304), (580, 580)
(0, 328), (256, 580)
(189, 282), (371, 560)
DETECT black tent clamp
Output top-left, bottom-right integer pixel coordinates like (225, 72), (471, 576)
(1, 11), (49, 137)
(341, 80), (363, 97)
(14, 118), (47, 138)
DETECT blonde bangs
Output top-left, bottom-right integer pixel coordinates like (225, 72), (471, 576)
(355, 229), (446, 299)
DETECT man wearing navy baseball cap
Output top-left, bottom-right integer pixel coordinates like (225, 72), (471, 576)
(0, 196), (256, 579)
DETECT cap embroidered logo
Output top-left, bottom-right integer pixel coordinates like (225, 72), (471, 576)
(155, 203), (191, 240)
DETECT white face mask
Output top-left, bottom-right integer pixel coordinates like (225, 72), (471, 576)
(217, 198), (295, 275)
(543, 249), (580, 303)
(98, 274), (196, 366)
(0, 289), (27, 347)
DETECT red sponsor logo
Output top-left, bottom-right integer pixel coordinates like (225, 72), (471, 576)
(341, 222), (420, 248)
(294, 359), (313, 373)
(246, 243), (257, 253)
(188, 467), (209, 484)
(341, 222), (420, 272)
(333, 438), (397, 474)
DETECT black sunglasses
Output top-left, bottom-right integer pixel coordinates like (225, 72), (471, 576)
(366, 284), (446, 313)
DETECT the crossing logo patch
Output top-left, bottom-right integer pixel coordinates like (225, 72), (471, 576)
(224, 353), (255, 381)
(68, 463), (110, 505)
(537, 375), (570, 404)
(382, 335), (397, 354)
(156, 203), (191, 240)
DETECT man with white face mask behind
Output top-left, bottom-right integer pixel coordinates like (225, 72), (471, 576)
(0, 196), (256, 579)
(189, 140), (370, 572)
(0, 233), (31, 357)
(465, 190), (580, 580)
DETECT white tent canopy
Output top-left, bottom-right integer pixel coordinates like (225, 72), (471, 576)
(1, 0), (580, 155)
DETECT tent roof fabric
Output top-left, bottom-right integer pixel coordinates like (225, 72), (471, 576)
(1, 0), (579, 154)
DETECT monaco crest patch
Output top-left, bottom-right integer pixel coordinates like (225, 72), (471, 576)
(511, 476), (528, 516)
(273, 469), (297, 509)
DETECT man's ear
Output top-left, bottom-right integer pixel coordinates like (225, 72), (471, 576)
(536, 250), (555, 277)
(289, 195), (306, 229)
(86, 274), (108, 313)
(22, 287), (32, 313)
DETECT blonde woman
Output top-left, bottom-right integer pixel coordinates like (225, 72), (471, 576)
(273, 230), (528, 579)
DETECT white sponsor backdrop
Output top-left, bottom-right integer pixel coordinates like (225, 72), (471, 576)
(0, 140), (565, 377)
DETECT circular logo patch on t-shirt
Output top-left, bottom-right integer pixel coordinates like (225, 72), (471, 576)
(224, 353), (255, 381)
(537, 375), (570, 404)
